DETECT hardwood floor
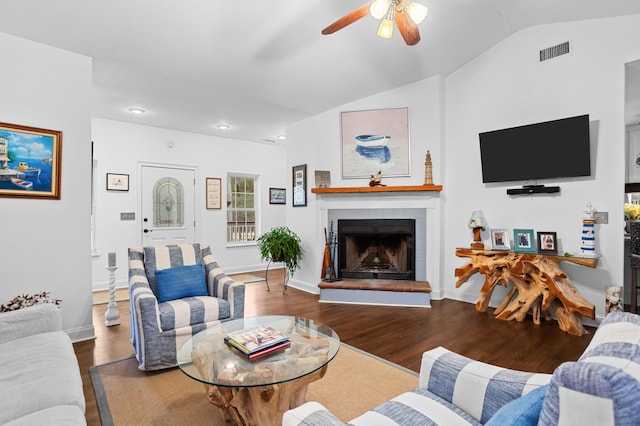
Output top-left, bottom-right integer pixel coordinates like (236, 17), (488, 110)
(75, 269), (595, 425)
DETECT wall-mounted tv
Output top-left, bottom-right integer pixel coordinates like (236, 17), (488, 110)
(479, 114), (591, 184)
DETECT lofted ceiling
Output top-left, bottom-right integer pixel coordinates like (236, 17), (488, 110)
(2, 0), (640, 142)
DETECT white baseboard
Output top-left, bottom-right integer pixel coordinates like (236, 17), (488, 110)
(67, 325), (96, 343)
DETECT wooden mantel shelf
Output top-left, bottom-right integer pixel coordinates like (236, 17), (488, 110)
(311, 185), (442, 194)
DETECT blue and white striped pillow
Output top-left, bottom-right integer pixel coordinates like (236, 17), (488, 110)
(539, 311), (640, 425)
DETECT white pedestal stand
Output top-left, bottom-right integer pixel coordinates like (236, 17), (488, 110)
(105, 265), (121, 326)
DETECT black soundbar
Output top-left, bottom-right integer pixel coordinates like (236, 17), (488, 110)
(507, 185), (560, 195)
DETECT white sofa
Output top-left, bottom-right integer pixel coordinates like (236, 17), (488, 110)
(284, 311), (640, 425)
(0, 304), (86, 425)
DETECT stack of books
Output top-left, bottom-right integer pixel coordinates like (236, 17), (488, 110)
(224, 325), (291, 359)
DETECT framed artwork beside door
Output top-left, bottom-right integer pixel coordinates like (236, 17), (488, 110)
(206, 177), (222, 209)
(106, 173), (129, 191)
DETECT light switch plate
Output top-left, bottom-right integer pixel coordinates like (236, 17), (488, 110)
(594, 212), (608, 224)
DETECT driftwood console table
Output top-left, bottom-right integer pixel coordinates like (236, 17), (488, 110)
(455, 248), (597, 336)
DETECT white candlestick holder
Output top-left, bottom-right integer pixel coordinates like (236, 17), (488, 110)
(105, 265), (121, 326)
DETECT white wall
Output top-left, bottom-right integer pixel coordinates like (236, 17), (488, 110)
(286, 77), (445, 291)
(0, 33), (93, 340)
(444, 15), (640, 319)
(91, 119), (288, 290)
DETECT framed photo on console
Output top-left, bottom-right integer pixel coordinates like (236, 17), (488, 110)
(513, 229), (536, 253)
(490, 228), (511, 250)
(537, 231), (558, 254)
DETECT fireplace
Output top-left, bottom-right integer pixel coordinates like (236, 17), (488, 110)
(338, 219), (415, 280)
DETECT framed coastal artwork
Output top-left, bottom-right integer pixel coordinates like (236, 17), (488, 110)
(0, 122), (62, 199)
(340, 107), (410, 179)
(269, 187), (286, 204)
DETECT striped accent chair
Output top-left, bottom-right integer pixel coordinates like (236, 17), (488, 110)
(284, 311), (640, 425)
(128, 243), (245, 371)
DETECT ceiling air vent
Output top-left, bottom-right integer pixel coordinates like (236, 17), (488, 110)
(539, 41), (570, 62)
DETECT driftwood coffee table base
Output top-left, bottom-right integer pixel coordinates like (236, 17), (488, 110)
(203, 366), (326, 426)
(178, 317), (339, 426)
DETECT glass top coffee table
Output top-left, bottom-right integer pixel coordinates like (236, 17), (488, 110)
(177, 315), (340, 426)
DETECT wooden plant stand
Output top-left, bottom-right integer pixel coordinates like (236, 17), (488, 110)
(455, 248), (596, 336)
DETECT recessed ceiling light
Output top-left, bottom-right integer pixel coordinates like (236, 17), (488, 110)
(216, 124), (230, 130)
(276, 135), (286, 140)
(128, 107), (146, 115)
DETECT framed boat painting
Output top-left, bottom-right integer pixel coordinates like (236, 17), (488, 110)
(340, 107), (410, 179)
(0, 122), (62, 199)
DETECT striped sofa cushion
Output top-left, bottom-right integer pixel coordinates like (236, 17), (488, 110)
(282, 401), (345, 426)
(539, 311), (640, 426)
(348, 388), (482, 426)
(420, 347), (551, 423)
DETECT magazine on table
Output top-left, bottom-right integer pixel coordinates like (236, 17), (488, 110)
(224, 325), (290, 354)
(226, 338), (291, 360)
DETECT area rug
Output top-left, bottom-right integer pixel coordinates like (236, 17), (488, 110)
(90, 344), (418, 425)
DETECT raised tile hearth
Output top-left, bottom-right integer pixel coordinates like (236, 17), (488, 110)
(318, 279), (431, 307)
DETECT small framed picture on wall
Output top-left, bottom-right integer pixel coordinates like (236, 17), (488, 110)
(292, 164), (307, 207)
(206, 177), (222, 209)
(106, 173), (129, 191)
(269, 187), (286, 204)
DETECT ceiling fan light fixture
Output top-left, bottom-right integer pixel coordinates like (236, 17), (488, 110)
(370, 0), (391, 20)
(377, 17), (394, 39)
(407, 1), (428, 24)
(377, 5), (395, 39)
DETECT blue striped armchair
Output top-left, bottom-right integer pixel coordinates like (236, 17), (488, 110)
(128, 243), (245, 371)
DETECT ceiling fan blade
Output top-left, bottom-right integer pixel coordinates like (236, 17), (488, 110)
(322, 2), (373, 35)
(394, 10), (421, 45)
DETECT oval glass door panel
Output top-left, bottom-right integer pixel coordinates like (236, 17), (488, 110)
(153, 177), (184, 228)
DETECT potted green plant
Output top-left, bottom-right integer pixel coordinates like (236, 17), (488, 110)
(256, 226), (303, 279)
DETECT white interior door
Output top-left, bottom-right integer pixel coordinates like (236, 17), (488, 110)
(141, 164), (196, 245)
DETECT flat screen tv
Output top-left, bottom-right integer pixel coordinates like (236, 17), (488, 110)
(479, 114), (591, 184)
